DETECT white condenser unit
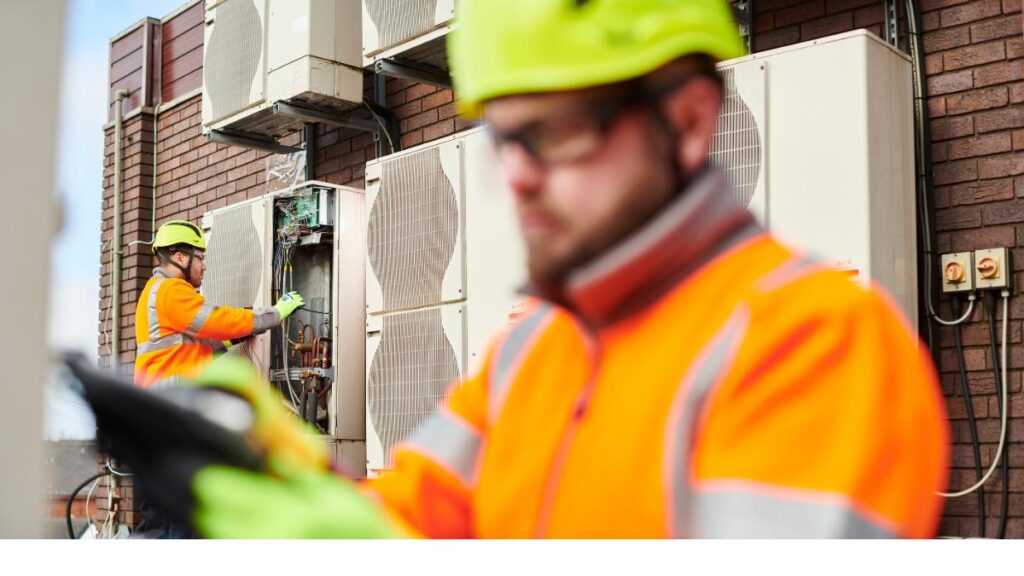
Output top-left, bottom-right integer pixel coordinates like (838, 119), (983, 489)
(362, 0), (455, 68)
(364, 127), (524, 473)
(202, 182), (369, 474)
(201, 195), (275, 371)
(710, 30), (917, 324)
(202, 0), (363, 138)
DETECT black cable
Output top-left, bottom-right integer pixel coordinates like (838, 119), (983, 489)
(297, 307), (331, 316)
(984, 291), (1009, 539)
(952, 296), (986, 537)
(66, 471), (107, 539)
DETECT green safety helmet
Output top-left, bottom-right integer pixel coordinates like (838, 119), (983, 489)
(448, 0), (746, 117)
(152, 220), (207, 254)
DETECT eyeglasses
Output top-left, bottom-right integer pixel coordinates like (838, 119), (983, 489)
(487, 91), (644, 166)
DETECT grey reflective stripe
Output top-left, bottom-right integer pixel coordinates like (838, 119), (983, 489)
(185, 302), (217, 337)
(664, 306), (749, 538)
(756, 254), (821, 293)
(252, 307), (280, 334)
(147, 277), (165, 341)
(488, 304), (555, 423)
(691, 487), (895, 538)
(149, 376), (181, 389)
(137, 333), (202, 355)
(401, 408), (483, 487)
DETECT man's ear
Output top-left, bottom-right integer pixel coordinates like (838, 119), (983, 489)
(659, 77), (722, 176)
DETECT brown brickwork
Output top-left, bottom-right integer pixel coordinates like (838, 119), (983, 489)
(98, 1), (1022, 537)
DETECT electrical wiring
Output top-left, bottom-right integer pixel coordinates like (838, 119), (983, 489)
(105, 460), (133, 477)
(928, 294), (976, 326)
(951, 296), (986, 536)
(84, 475), (102, 529)
(363, 100), (396, 153)
(984, 291), (1010, 539)
(938, 289), (1009, 499)
(65, 471), (106, 539)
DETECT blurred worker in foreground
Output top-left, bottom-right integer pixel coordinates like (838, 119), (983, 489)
(141, 0), (948, 538)
(134, 220), (306, 388)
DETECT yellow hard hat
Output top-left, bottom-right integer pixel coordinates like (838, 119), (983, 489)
(448, 0), (746, 117)
(153, 220), (206, 254)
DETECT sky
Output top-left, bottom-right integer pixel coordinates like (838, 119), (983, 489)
(45, 0), (186, 440)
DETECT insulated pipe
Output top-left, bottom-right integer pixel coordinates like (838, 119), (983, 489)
(111, 89), (128, 374)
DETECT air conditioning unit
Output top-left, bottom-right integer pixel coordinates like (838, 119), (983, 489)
(202, 181), (368, 474)
(362, 0), (456, 69)
(364, 127), (524, 473)
(202, 0), (363, 139)
(710, 30), (917, 324)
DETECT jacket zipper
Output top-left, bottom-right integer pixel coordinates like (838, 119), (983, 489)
(533, 324), (600, 538)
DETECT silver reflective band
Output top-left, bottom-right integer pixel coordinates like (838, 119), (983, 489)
(185, 302), (217, 337)
(252, 307), (280, 334)
(147, 277), (165, 341)
(488, 304), (554, 422)
(402, 408), (482, 487)
(664, 306), (749, 538)
(136, 333), (201, 355)
(691, 488), (895, 538)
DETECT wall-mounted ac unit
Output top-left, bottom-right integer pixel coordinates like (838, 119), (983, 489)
(362, 0), (455, 69)
(202, 0), (363, 139)
(202, 181), (368, 474)
(364, 127), (523, 473)
(710, 30), (917, 324)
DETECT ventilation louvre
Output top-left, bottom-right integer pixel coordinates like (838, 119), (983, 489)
(366, 145), (461, 314)
(366, 306), (463, 466)
(204, 0), (264, 123)
(365, 0), (442, 55)
(203, 202), (264, 308)
(710, 67), (764, 210)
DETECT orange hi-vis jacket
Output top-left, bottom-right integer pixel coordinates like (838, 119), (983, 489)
(367, 168), (950, 538)
(133, 268), (280, 387)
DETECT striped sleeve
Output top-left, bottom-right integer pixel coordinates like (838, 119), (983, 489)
(159, 280), (258, 341)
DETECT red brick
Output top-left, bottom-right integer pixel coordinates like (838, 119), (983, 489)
(853, 4), (884, 27)
(422, 89), (454, 110)
(945, 85), (1010, 114)
(401, 109), (439, 132)
(923, 10), (941, 31)
(754, 26), (801, 51)
(926, 53), (945, 75)
(940, 0), (1003, 27)
(983, 196), (1024, 223)
(923, 26), (971, 54)
(935, 158), (982, 185)
(930, 96), (948, 117)
(401, 130), (424, 148)
(934, 141), (949, 161)
(948, 132), (1014, 159)
(970, 14), (1024, 43)
(1012, 83), (1024, 103)
(973, 60), (1024, 87)
(933, 116), (977, 142)
(975, 105), (1024, 132)
(776, 0), (825, 27)
(423, 119), (455, 142)
(405, 83), (437, 101)
(754, 12), (775, 33)
(800, 11), (854, 39)
(936, 204), (983, 228)
(392, 100), (422, 120)
(1009, 36), (1024, 59)
(978, 153), (1024, 178)
(943, 40), (1007, 71)
(929, 69), (975, 95)
(951, 177), (1016, 204)
(1014, 130), (1024, 150)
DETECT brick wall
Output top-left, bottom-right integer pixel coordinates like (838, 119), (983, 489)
(98, 1), (1022, 537)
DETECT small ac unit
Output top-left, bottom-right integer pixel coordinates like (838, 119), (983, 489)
(364, 127), (523, 472)
(201, 195), (275, 371)
(362, 0), (456, 68)
(202, 0), (363, 139)
(710, 30), (917, 324)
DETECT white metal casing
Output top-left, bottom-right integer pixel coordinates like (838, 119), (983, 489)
(361, 0), (456, 67)
(711, 30), (917, 325)
(201, 181), (367, 449)
(364, 127), (524, 473)
(202, 0), (363, 135)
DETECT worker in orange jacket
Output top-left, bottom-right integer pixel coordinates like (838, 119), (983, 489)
(128, 0), (948, 539)
(133, 220), (306, 387)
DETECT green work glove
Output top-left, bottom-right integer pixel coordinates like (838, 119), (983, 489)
(192, 456), (403, 539)
(273, 291), (306, 321)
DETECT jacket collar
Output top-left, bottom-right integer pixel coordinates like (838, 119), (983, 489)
(527, 167), (763, 327)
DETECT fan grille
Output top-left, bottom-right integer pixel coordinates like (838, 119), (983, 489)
(203, 204), (263, 308)
(710, 67), (763, 208)
(204, 0), (263, 121)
